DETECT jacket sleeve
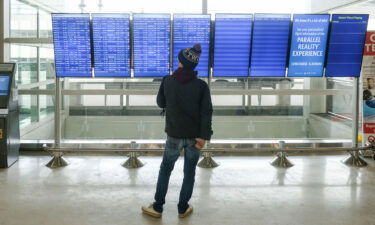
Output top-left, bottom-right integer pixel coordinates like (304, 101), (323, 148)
(157, 76), (167, 108)
(199, 82), (213, 140)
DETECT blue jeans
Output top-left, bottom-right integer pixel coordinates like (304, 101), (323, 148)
(153, 136), (201, 214)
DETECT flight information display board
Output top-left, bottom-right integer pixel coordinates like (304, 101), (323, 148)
(0, 76), (9, 96)
(92, 14), (131, 77)
(250, 14), (291, 77)
(133, 14), (171, 77)
(325, 14), (369, 77)
(173, 14), (210, 77)
(288, 14), (330, 77)
(52, 14), (92, 77)
(213, 14), (253, 77)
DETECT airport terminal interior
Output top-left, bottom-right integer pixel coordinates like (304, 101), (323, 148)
(1, 0), (375, 224)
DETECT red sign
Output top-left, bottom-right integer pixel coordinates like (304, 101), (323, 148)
(363, 123), (375, 133)
(364, 32), (375, 56)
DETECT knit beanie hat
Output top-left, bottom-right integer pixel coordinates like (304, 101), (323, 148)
(178, 44), (201, 71)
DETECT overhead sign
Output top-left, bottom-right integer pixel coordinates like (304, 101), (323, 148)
(92, 14), (131, 77)
(213, 14), (253, 77)
(52, 14), (92, 77)
(287, 14), (330, 77)
(250, 14), (291, 77)
(325, 14), (369, 77)
(133, 14), (171, 77)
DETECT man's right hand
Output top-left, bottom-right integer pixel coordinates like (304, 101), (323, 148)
(194, 138), (206, 149)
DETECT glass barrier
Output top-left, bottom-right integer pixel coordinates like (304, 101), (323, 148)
(10, 0), (37, 37)
(10, 44), (38, 85)
(52, 77), (354, 144)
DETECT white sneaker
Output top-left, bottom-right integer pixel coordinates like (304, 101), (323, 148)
(142, 204), (162, 218)
(179, 206), (193, 218)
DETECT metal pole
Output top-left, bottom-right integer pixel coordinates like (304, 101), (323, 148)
(343, 77), (367, 167)
(0, 0), (10, 63)
(247, 78), (251, 113)
(352, 77), (359, 148)
(55, 77), (61, 148)
(202, 0), (208, 14)
(46, 77), (68, 168)
(46, 145), (373, 154)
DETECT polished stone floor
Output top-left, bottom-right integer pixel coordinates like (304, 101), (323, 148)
(1, 154), (375, 225)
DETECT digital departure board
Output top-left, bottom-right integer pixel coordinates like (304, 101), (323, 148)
(52, 14), (92, 77)
(288, 14), (330, 77)
(0, 76), (9, 96)
(133, 14), (171, 77)
(325, 14), (369, 77)
(173, 14), (210, 77)
(213, 14), (252, 77)
(250, 14), (291, 77)
(92, 14), (130, 77)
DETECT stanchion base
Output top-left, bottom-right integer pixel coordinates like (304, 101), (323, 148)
(198, 152), (219, 168)
(343, 154), (368, 167)
(361, 150), (374, 158)
(271, 154), (294, 168)
(122, 153), (144, 169)
(46, 155), (69, 168)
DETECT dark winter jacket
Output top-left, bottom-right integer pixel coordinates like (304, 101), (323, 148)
(157, 68), (213, 140)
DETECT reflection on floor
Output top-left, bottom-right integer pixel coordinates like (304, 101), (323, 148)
(1, 155), (375, 225)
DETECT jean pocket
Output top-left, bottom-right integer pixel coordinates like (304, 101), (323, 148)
(190, 139), (202, 150)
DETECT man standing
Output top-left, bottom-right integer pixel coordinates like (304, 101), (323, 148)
(142, 44), (213, 218)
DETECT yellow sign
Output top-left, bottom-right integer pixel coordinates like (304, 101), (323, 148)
(0, 129), (3, 139)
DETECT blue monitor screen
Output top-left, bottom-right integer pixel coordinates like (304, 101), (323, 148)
(133, 14), (171, 77)
(52, 14), (92, 77)
(92, 14), (131, 77)
(213, 14), (252, 77)
(173, 14), (211, 77)
(250, 14), (291, 77)
(0, 76), (9, 96)
(325, 14), (369, 77)
(288, 14), (330, 77)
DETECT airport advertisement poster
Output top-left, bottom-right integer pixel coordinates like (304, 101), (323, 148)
(362, 31), (375, 143)
(287, 14), (330, 77)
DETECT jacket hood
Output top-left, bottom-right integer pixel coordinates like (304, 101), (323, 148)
(172, 68), (198, 84)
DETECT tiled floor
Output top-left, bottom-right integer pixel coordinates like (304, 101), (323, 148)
(1, 154), (375, 225)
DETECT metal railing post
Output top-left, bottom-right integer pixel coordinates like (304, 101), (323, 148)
(121, 141), (144, 169)
(46, 77), (68, 168)
(343, 77), (367, 167)
(198, 142), (219, 168)
(271, 141), (294, 168)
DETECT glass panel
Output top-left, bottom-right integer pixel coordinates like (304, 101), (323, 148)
(40, 47), (55, 81)
(20, 93), (55, 142)
(10, 44), (38, 85)
(327, 77), (353, 118)
(19, 94), (38, 128)
(39, 92), (54, 121)
(10, 0), (38, 37)
(39, 10), (52, 38)
(58, 77), (354, 142)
